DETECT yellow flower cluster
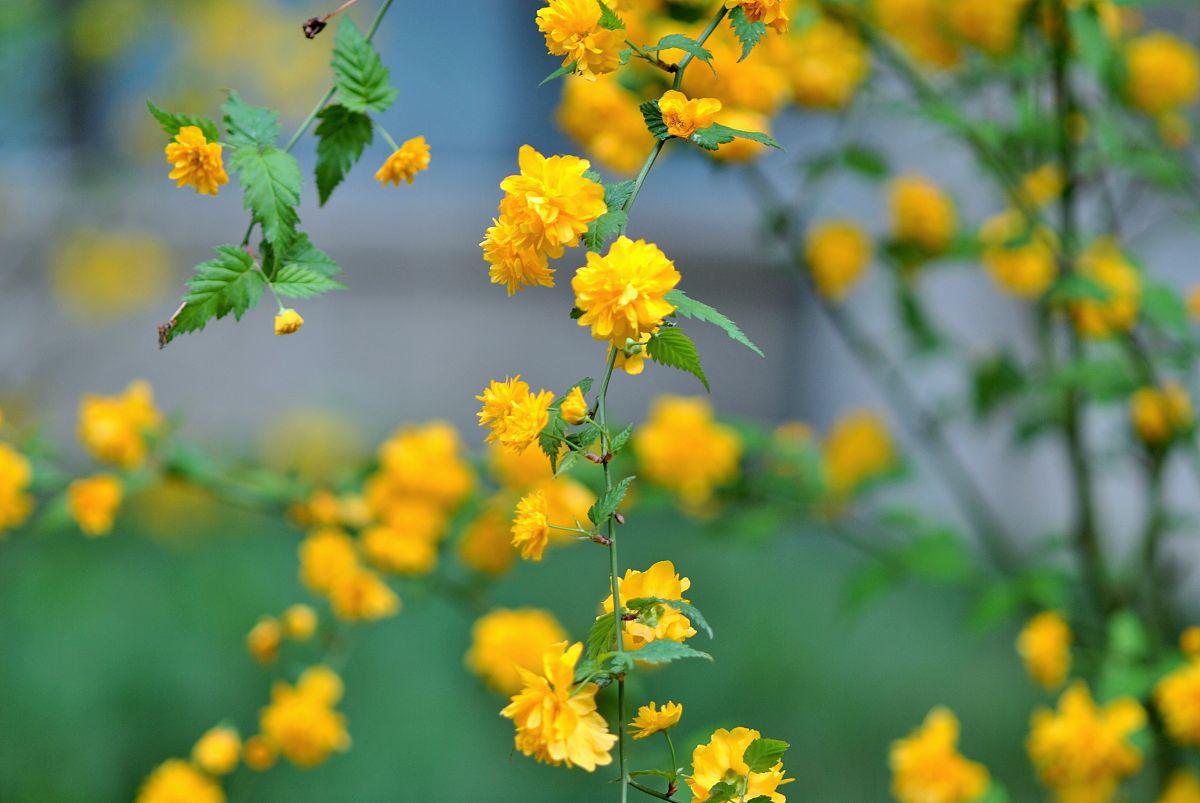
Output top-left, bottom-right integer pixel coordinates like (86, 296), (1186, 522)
(477, 376), (556, 455)
(805, 220), (872, 301)
(465, 607), (568, 695)
(635, 396), (742, 510)
(537, 0), (624, 80)
(1017, 611), (1072, 690)
(481, 145), (607, 294)
(500, 641), (617, 770)
(602, 560), (697, 651)
(822, 410), (896, 498)
(725, 0), (790, 33)
(573, 236), (681, 347)
(889, 175), (956, 257)
(164, 125), (228, 195)
(0, 440), (34, 536)
(1027, 682), (1145, 802)
(889, 708), (990, 803)
(67, 473), (123, 537)
(256, 665), (351, 768)
(1130, 383), (1193, 446)
(784, 14), (870, 110)
(299, 527), (399, 621)
(1155, 659), (1200, 746)
(374, 135), (431, 186)
(1125, 33), (1200, 117)
(135, 758), (224, 803)
(246, 603), (317, 664)
(980, 210), (1057, 299)
(689, 726), (792, 802)
(1069, 238), (1141, 339)
(77, 380), (163, 469)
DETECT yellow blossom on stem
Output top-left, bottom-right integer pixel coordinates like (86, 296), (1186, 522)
(1159, 770), (1200, 803)
(192, 725), (241, 776)
(889, 174), (956, 256)
(0, 442), (35, 535)
(246, 616), (283, 664)
(1181, 626), (1200, 657)
(1069, 237), (1141, 339)
(689, 726), (792, 802)
(629, 701), (683, 740)
(1017, 611), (1072, 690)
(328, 565), (400, 621)
(481, 215), (554, 295)
(465, 608), (568, 695)
(369, 422), (475, 512)
(135, 759), (224, 803)
(260, 665), (351, 768)
(572, 236), (680, 345)
(374, 135), (430, 186)
(1155, 660), (1200, 746)
(980, 210), (1057, 299)
(724, 0), (790, 33)
(67, 473), (123, 537)
(560, 385), (588, 425)
(274, 308), (304, 336)
(500, 641), (616, 770)
(242, 735), (277, 772)
(78, 380), (162, 469)
(1130, 383), (1193, 445)
(511, 489), (552, 561)
(805, 220), (871, 301)
(164, 125), (229, 195)
(1020, 164), (1065, 209)
(282, 604), (318, 641)
(635, 396), (742, 510)
(889, 708), (990, 803)
(1125, 33), (1200, 116)
(658, 90), (722, 139)
(536, 0), (623, 80)
(298, 528), (359, 595)
(822, 409), (896, 498)
(476, 376), (555, 455)
(361, 521), (440, 576)
(498, 145), (607, 259)
(601, 560), (697, 650)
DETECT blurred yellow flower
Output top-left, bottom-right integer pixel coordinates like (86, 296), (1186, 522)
(258, 408), (364, 486)
(260, 665), (350, 768)
(274, 308), (304, 336)
(1069, 237), (1141, 339)
(465, 607), (568, 695)
(1125, 33), (1200, 116)
(246, 616), (283, 664)
(361, 504), (443, 576)
(889, 175), (956, 255)
(1017, 611), (1072, 690)
(557, 77), (654, 174)
(368, 422), (475, 513)
(458, 497), (518, 576)
(709, 110), (773, 162)
(874, 0), (960, 69)
(477, 377), (555, 455)
(659, 90), (722, 138)
(282, 604), (318, 641)
(1130, 383), (1193, 445)
(1020, 164), (1065, 209)
(683, 31), (791, 115)
(635, 396), (742, 509)
(375, 136), (431, 186)
(51, 228), (171, 323)
(725, 0), (790, 33)
(77, 380), (162, 469)
(1156, 660), (1200, 746)
(135, 759), (223, 803)
(602, 560), (697, 650)
(1181, 626), (1200, 657)
(573, 236), (680, 345)
(242, 735), (277, 771)
(689, 726), (791, 802)
(192, 725), (241, 776)
(298, 527), (359, 595)
(164, 125), (228, 195)
(537, 0), (624, 80)
(890, 708), (989, 803)
(979, 210), (1057, 299)
(947, 0), (1030, 57)
(489, 442), (555, 490)
(67, 473), (123, 537)
(501, 641), (616, 770)
(786, 17), (870, 109)
(805, 220), (871, 301)
(0, 442), (34, 536)
(511, 489), (552, 561)
(629, 701), (682, 740)
(1160, 770), (1200, 803)
(822, 410), (895, 497)
(328, 565), (400, 621)
(540, 476), (596, 535)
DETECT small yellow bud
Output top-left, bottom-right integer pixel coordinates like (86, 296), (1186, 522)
(1182, 626), (1200, 657)
(560, 386), (588, 426)
(282, 603), (318, 641)
(192, 725), (241, 776)
(274, 308), (304, 336)
(243, 735), (278, 771)
(246, 616), (282, 664)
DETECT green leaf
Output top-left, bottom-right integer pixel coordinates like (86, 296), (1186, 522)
(1047, 274), (1111, 302)
(221, 91), (280, 150)
(899, 529), (975, 584)
(625, 639), (712, 664)
(271, 264), (345, 299)
(331, 17), (398, 113)
(146, 100), (219, 143)
(596, 0), (624, 30)
(640, 100), (670, 140)
(588, 475), (635, 526)
(539, 410), (568, 472)
(1108, 610), (1150, 661)
(977, 782), (1013, 803)
(278, 233), (340, 278)
(604, 179), (637, 210)
(586, 612), (618, 660)
(704, 781), (741, 803)
(626, 596), (713, 639)
(666, 289), (763, 356)
(1142, 282), (1188, 335)
(647, 327), (709, 391)
(584, 209), (628, 252)
(645, 33), (714, 72)
(729, 6), (766, 61)
(609, 424), (633, 456)
(691, 122), (782, 152)
(746, 798), (777, 803)
(171, 246), (266, 338)
(743, 738), (789, 773)
(540, 60), (577, 85)
(231, 145), (301, 253)
(842, 144), (890, 180)
(971, 351), (1026, 419)
(841, 562), (897, 613)
(314, 104), (374, 206)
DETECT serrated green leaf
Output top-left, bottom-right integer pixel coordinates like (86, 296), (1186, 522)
(272, 264), (345, 299)
(1142, 282), (1188, 335)
(278, 233), (340, 278)
(146, 100), (219, 143)
(584, 209), (628, 252)
(171, 246), (266, 338)
(541, 60), (577, 85)
(588, 475), (635, 526)
(729, 6), (766, 61)
(604, 179), (637, 210)
(331, 17), (398, 113)
(971, 351), (1026, 419)
(705, 781), (741, 803)
(626, 596), (713, 639)
(645, 33), (714, 72)
(221, 91), (280, 150)
(666, 289), (763, 356)
(315, 104), (374, 206)
(691, 122), (782, 152)
(625, 639), (712, 664)
(640, 99), (670, 140)
(743, 738), (788, 773)
(596, 0), (624, 30)
(231, 145), (301, 252)
(609, 424), (633, 455)
(647, 327), (709, 391)
(539, 410), (568, 472)
(586, 612), (618, 659)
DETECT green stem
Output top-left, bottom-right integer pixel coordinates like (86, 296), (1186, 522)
(664, 730), (678, 779)
(374, 119), (400, 151)
(628, 780), (677, 802)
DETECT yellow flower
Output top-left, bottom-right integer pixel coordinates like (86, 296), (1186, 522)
(601, 560), (697, 650)
(1021, 164), (1065, 209)
(135, 759), (224, 803)
(164, 125), (229, 195)
(658, 90), (722, 139)
(1181, 626), (1200, 657)
(476, 376), (555, 455)
(1155, 660), (1200, 746)
(369, 422), (475, 512)
(1130, 383), (1193, 445)
(688, 726), (792, 802)
(1159, 770), (1200, 803)
(360, 499), (445, 575)
(979, 210), (1057, 299)
(805, 220), (871, 301)
(500, 641), (617, 770)
(724, 0), (790, 33)
(557, 77), (654, 174)
(1125, 33), (1200, 116)
(1017, 611), (1072, 690)
(873, 0), (960, 69)
(635, 396), (742, 509)
(709, 110), (772, 162)
(540, 476), (596, 535)
(889, 708), (990, 803)
(67, 473), (123, 537)
(629, 701), (683, 740)
(458, 497), (518, 576)
(536, 0), (624, 80)
(242, 735), (277, 771)
(274, 308), (304, 336)
(682, 32), (791, 116)
(947, 0), (1030, 57)
(481, 215), (555, 295)
(822, 410), (896, 497)
(78, 380), (162, 469)
(51, 228), (172, 324)
(328, 565), (400, 621)
(1069, 237), (1141, 339)
(465, 607), (568, 695)
(259, 408), (364, 485)
(1027, 682), (1145, 800)
(192, 725), (241, 776)
(246, 616), (283, 664)
(560, 385), (588, 425)
(498, 145), (608, 259)
(787, 17), (870, 109)
(375, 135), (430, 186)
(512, 490), (552, 562)
(260, 665), (351, 768)
(298, 528), (359, 595)
(282, 604), (318, 641)
(0, 442), (35, 535)
(573, 236), (680, 345)
(889, 175), (956, 255)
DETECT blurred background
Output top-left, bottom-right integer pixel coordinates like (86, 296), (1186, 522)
(2, 0), (1200, 800)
